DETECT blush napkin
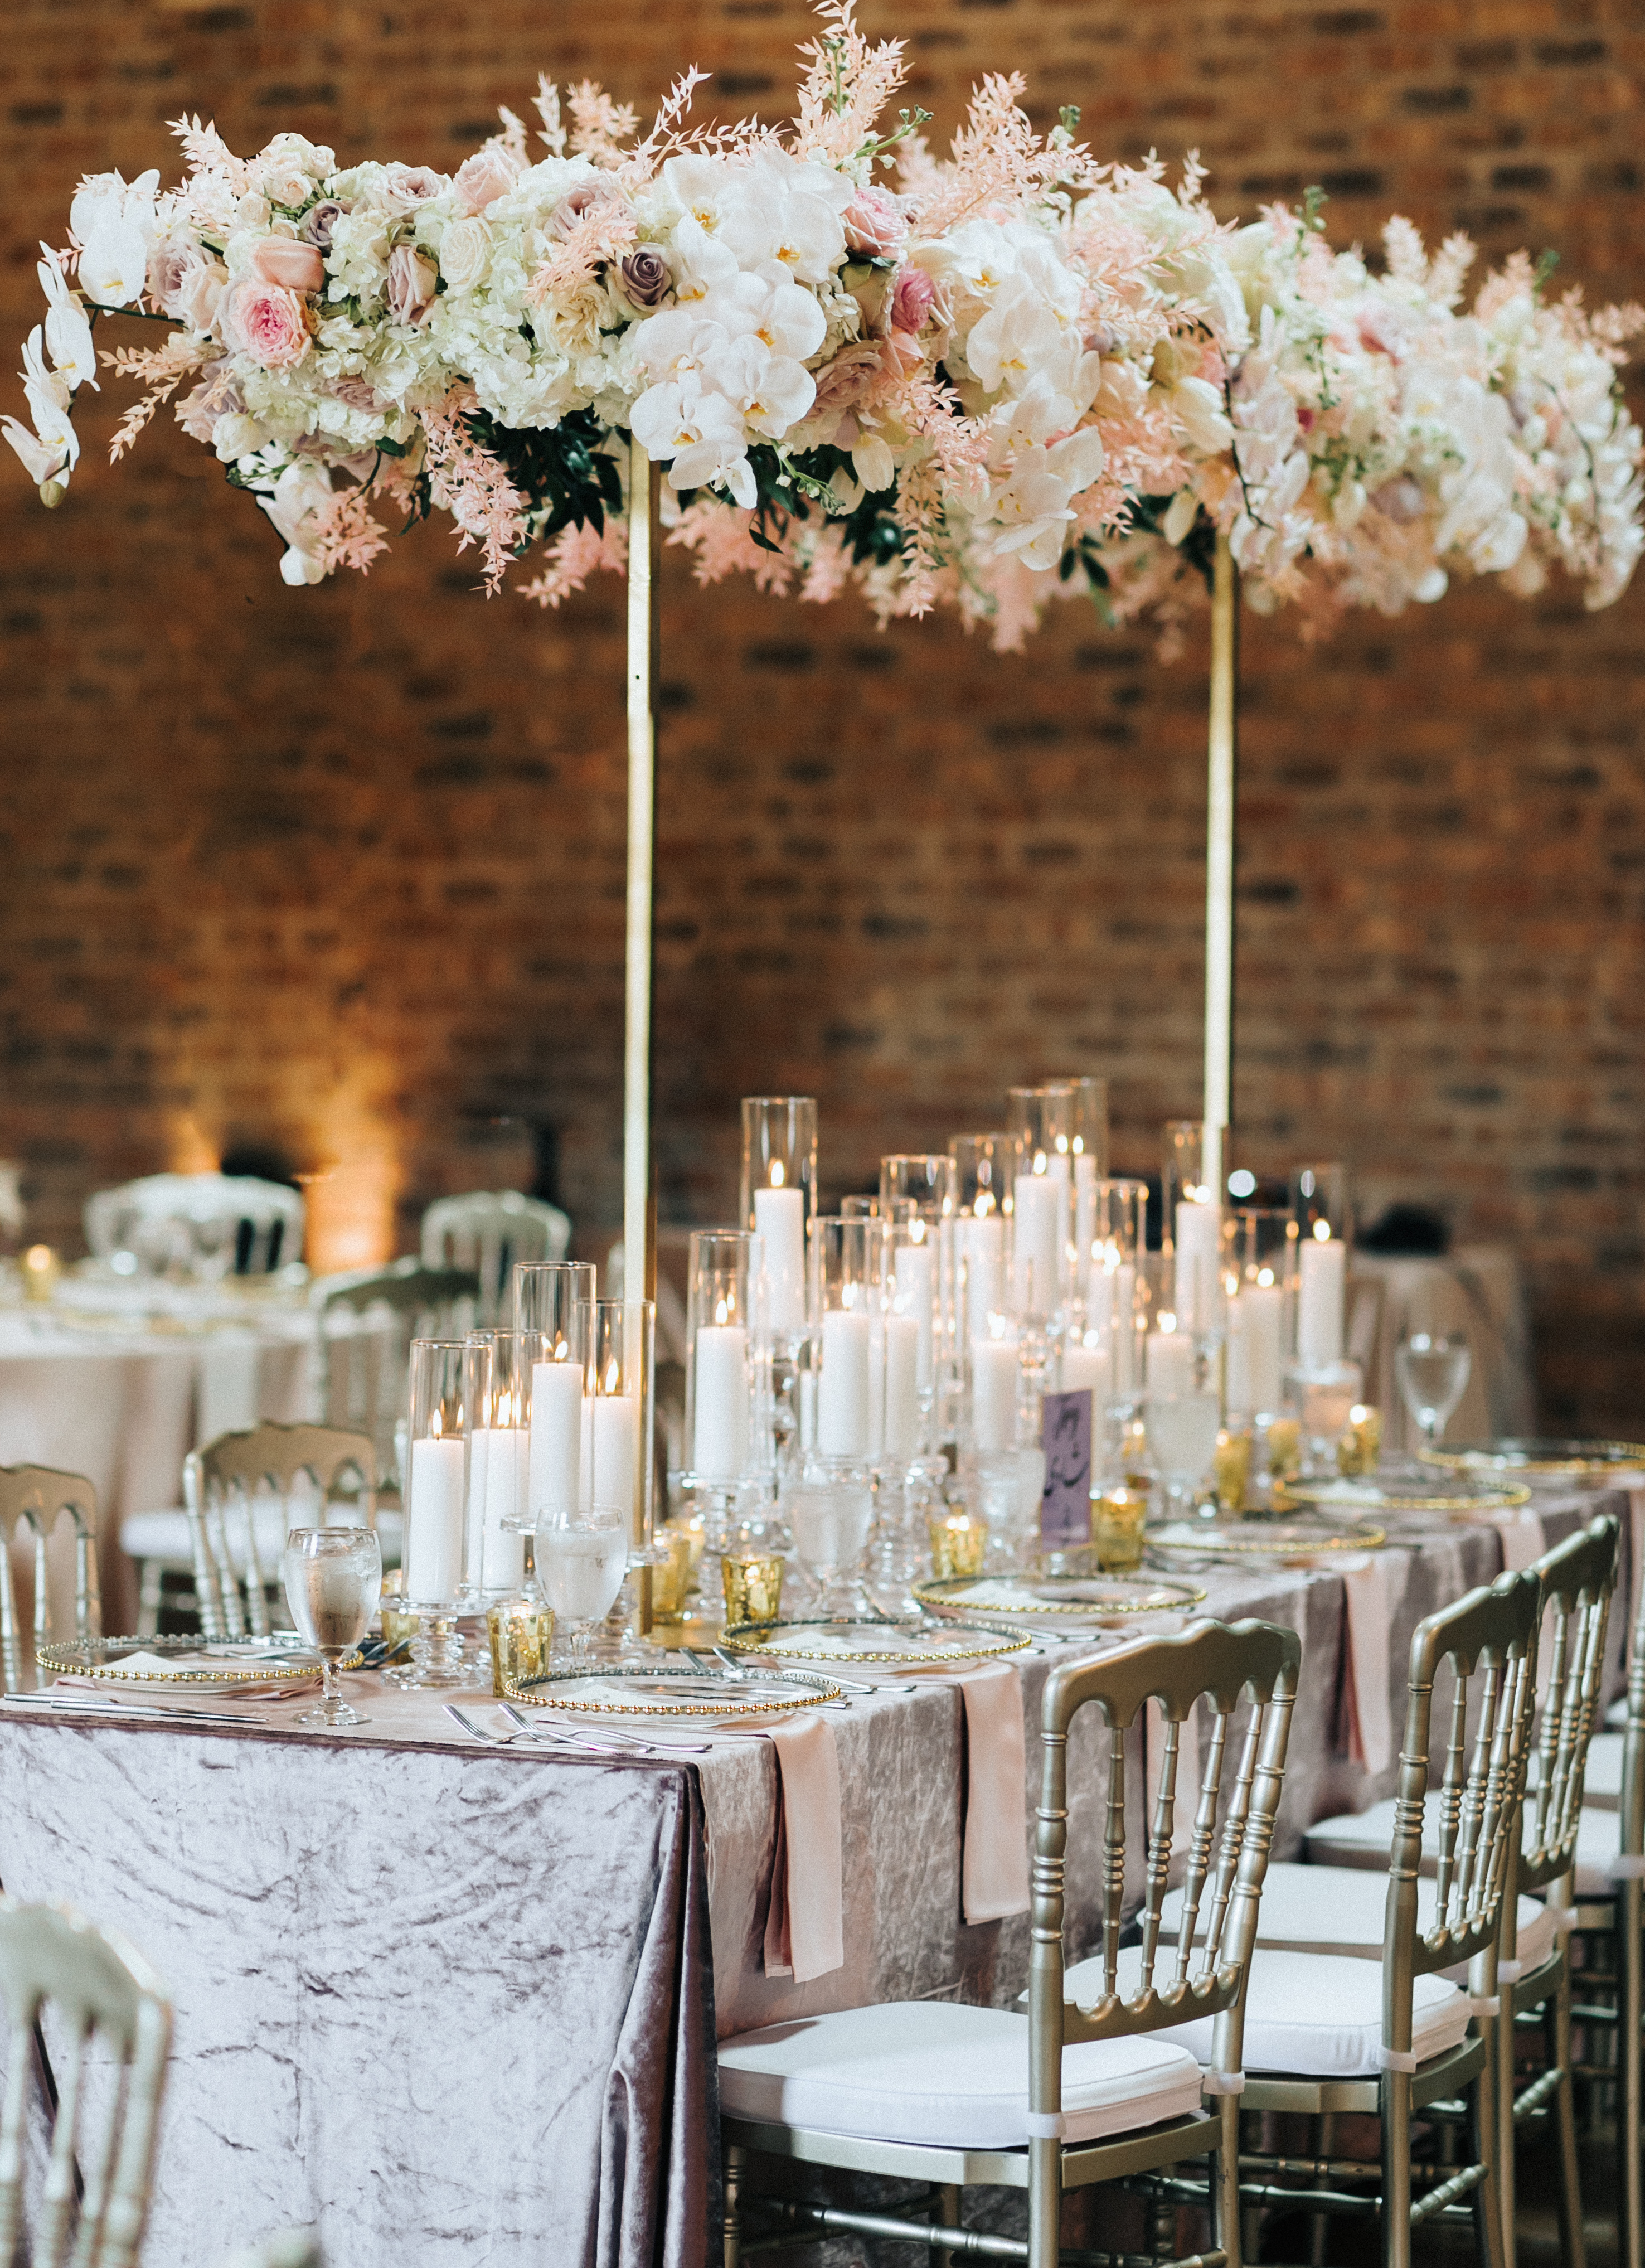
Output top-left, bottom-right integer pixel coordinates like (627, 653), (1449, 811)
(949, 1661), (1030, 1923)
(761, 1714), (844, 1983)
(1342, 1550), (1407, 1775)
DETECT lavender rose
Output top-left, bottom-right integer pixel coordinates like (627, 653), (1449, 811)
(301, 199), (351, 250)
(386, 244), (438, 327)
(550, 183), (604, 239)
(618, 246), (670, 308)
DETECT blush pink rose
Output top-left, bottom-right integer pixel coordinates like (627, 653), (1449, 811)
(889, 264), (936, 335)
(809, 345), (881, 419)
(220, 276), (310, 367)
(249, 236), (325, 294)
(453, 147), (521, 215)
(386, 244), (438, 326)
(177, 256), (228, 335)
(370, 164), (450, 219)
(842, 184), (909, 258)
(880, 329), (924, 380)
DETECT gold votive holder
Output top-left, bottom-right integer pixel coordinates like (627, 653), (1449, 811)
(1120, 1416), (1152, 1491)
(929, 1509), (987, 1582)
(488, 1597), (556, 1697)
(20, 1244), (60, 1303)
(721, 1550), (784, 1629)
(651, 1524), (698, 1624)
(1266, 1416), (1302, 1482)
(1337, 1403), (1382, 1477)
(1092, 1486), (1147, 1573)
(1214, 1429), (1253, 1515)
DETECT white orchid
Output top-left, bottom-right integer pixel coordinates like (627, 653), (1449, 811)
(254, 458), (336, 585)
(38, 248), (97, 390)
(630, 373), (755, 505)
(70, 168), (159, 307)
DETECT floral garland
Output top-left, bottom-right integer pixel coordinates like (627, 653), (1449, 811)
(7, 2), (1642, 648)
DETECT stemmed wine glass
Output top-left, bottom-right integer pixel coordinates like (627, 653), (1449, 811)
(282, 1528), (382, 1729)
(1145, 1392), (1224, 1520)
(535, 1502), (629, 1669)
(1396, 1331), (1471, 1448)
(787, 1464), (875, 1616)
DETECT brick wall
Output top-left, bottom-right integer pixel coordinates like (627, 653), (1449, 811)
(2, 0), (1641, 1424)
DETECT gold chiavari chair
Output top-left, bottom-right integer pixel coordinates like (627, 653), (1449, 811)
(1201, 1567), (1542, 2268)
(0, 1465), (100, 1692)
(719, 1617), (1301, 2268)
(420, 1191), (570, 1324)
(1301, 1516), (1619, 2257)
(309, 1259), (479, 1498)
(0, 1898), (171, 2268)
(185, 1421), (376, 1641)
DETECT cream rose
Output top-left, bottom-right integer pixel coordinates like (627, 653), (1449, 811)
(249, 236), (325, 294)
(386, 244), (438, 326)
(453, 147), (520, 216)
(439, 216), (491, 294)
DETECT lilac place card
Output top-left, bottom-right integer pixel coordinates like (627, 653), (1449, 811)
(1040, 1388), (1094, 1549)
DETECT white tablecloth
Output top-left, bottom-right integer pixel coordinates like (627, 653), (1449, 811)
(0, 1297), (313, 1635)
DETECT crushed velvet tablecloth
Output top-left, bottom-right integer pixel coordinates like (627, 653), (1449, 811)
(0, 1488), (1625, 2267)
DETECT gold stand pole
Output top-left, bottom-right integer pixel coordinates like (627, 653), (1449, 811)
(624, 439), (659, 1304)
(1202, 531), (1239, 1201)
(625, 442), (660, 1637)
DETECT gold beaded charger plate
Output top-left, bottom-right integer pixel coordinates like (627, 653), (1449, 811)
(913, 1573), (1206, 1623)
(1419, 1438), (1645, 1481)
(507, 1664), (843, 1720)
(720, 1617), (1030, 1667)
(35, 1635), (337, 1692)
(1150, 1518), (1385, 1566)
(1273, 1470), (1531, 1519)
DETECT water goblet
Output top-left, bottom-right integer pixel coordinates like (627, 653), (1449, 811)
(1396, 1332), (1471, 1447)
(534, 1501), (629, 1668)
(1144, 1391), (1223, 1519)
(282, 1528), (382, 1730)
(787, 1462), (875, 1616)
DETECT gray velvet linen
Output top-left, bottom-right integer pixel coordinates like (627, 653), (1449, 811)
(0, 1717), (716, 2268)
(0, 1487), (1624, 2266)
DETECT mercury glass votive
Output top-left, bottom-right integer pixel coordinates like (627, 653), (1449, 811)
(649, 1524), (697, 1624)
(1338, 1403), (1383, 1477)
(487, 1596), (556, 1696)
(721, 1549), (784, 1629)
(1266, 1416), (1303, 1482)
(1092, 1486), (1146, 1573)
(1213, 1428), (1253, 1514)
(20, 1244), (61, 1303)
(929, 1506), (988, 1581)
(402, 1337), (472, 1688)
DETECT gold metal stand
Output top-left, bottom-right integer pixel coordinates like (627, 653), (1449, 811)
(624, 439), (659, 1306)
(1202, 531), (1238, 1201)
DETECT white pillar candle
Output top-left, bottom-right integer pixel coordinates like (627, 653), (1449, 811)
(754, 1185), (807, 1335)
(894, 1240), (936, 1389)
(1061, 1341), (1112, 1406)
(817, 1309), (872, 1460)
(692, 1324), (750, 1480)
(1011, 1175), (1060, 1316)
(1297, 1237), (1347, 1365)
(1112, 1263), (1137, 1393)
(1242, 1283), (1285, 1412)
(1146, 1330), (1196, 1398)
(591, 1392), (638, 1539)
(972, 1334), (1020, 1453)
(479, 1428), (524, 1589)
(1086, 1267), (1115, 1348)
(528, 1360), (583, 1520)
(867, 1311), (886, 1460)
(1074, 1157), (1096, 1300)
(579, 1395), (595, 1509)
(882, 1311), (921, 1460)
(959, 1215), (1005, 1343)
(406, 1435), (465, 1603)
(1173, 1201), (1221, 1335)
(463, 1427), (489, 1586)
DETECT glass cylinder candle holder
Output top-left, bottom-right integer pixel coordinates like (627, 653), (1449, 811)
(685, 1232), (762, 1544)
(462, 1330), (532, 1603)
(584, 1297), (656, 1650)
(1224, 1207), (1290, 1424)
(513, 1259), (598, 1346)
(1006, 1086), (1076, 1323)
(883, 1219), (938, 1466)
(808, 1216), (884, 1468)
(401, 1337), (472, 1687)
(1083, 1180), (1147, 1403)
(516, 1297), (593, 1548)
(881, 1155), (958, 1443)
(740, 1097), (817, 1345)
(1291, 1161), (1352, 1246)
(838, 1194), (880, 1218)
(950, 1133), (1010, 1357)
(1162, 1121), (1223, 1342)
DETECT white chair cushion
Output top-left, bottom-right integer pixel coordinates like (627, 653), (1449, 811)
(120, 1504), (395, 1576)
(1059, 1947), (1472, 2080)
(717, 2001), (1204, 2149)
(119, 1509), (195, 1564)
(1607, 1697), (1629, 1733)
(1309, 1795), (1628, 1901)
(1573, 1806), (1632, 1897)
(1574, 1731), (1622, 1810)
(1172, 1862), (1556, 1974)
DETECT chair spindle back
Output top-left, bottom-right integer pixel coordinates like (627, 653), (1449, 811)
(185, 1422), (377, 1640)
(1520, 1514), (1619, 1894)
(0, 1468), (100, 1693)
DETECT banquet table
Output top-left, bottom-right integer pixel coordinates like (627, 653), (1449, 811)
(0, 1488), (1628, 2268)
(0, 1286), (314, 1634)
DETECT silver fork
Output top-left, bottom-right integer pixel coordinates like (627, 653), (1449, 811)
(498, 1701), (713, 1757)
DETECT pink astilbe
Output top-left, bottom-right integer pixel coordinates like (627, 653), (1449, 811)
(423, 390), (528, 594)
(568, 80), (640, 166)
(668, 497), (797, 595)
(102, 334), (207, 460)
(493, 107), (531, 168)
(310, 485), (389, 576)
(527, 194), (638, 306)
(518, 515), (629, 607)
(793, 1), (909, 165)
(535, 78), (567, 157)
